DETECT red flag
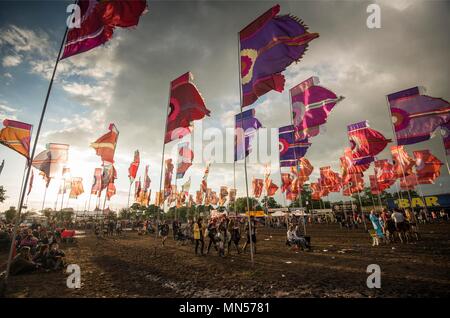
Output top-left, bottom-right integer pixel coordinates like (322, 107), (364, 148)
(266, 181), (279, 197)
(91, 123), (119, 164)
(165, 72), (211, 143)
(340, 147), (368, 184)
(413, 150), (443, 184)
(343, 174), (364, 196)
(134, 178), (141, 200)
(347, 121), (391, 166)
(195, 190), (203, 205)
(391, 146), (415, 178)
(400, 174), (419, 191)
(176, 142), (194, 179)
(128, 150), (140, 183)
(280, 173), (292, 193)
(252, 178), (264, 198)
(200, 163), (210, 193)
(320, 166), (341, 193)
(374, 159), (395, 190)
(106, 183), (116, 200)
(143, 165), (151, 191)
(61, 0), (147, 59)
(310, 182), (321, 200)
(369, 175), (382, 195)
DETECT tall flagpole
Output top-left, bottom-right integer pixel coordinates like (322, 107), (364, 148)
(41, 185), (48, 212)
(127, 182), (132, 209)
(237, 33), (254, 265)
(157, 81), (171, 238)
(5, 25), (69, 283)
(353, 174), (367, 231)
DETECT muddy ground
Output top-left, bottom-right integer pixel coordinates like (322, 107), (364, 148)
(1, 223), (449, 298)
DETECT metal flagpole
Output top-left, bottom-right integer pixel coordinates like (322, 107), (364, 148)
(353, 174), (367, 231)
(157, 82), (171, 238)
(233, 162), (237, 214)
(237, 33), (254, 265)
(5, 24), (69, 283)
(289, 90), (306, 231)
(127, 182), (132, 209)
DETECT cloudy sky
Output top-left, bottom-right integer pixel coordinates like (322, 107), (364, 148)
(0, 0), (449, 212)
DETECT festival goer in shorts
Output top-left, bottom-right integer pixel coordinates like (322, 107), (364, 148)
(391, 209), (406, 230)
(10, 246), (38, 275)
(193, 218), (205, 256)
(227, 218), (241, 254)
(405, 208), (418, 228)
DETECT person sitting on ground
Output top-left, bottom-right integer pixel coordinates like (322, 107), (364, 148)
(47, 242), (66, 271)
(10, 246), (38, 275)
(286, 225), (309, 251)
(20, 230), (38, 254)
(33, 244), (49, 268)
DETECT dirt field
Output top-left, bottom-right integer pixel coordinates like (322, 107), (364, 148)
(2, 223), (450, 298)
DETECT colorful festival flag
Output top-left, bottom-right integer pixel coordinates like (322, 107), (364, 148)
(128, 150), (140, 183)
(143, 165), (151, 191)
(279, 125), (310, 167)
(342, 173), (364, 196)
(91, 168), (103, 195)
(319, 167), (341, 193)
(164, 159), (174, 198)
(252, 178), (264, 198)
(134, 178), (142, 200)
(413, 150), (443, 184)
(347, 121), (391, 166)
(0, 119), (32, 159)
(176, 142), (194, 179)
(228, 188), (237, 203)
(32, 143), (69, 182)
(399, 174), (419, 191)
(369, 175), (382, 195)
(165, 72), (210, 144)
(310, 182), (322, 200)
(200, 163), (210, 193)
(61, 0), (147, 59)
(106, 182), (116, 200)
(91, 123), (119, 164)
(239, 4), (319, 107)
(235, 109), (263, 161)
(374, 159), (395, 189)
(280, 173), (293, 193)
(291, 77), (344, 139)
(219, 186), (229, 206)
(391, 146), (415, 178)
(69, 177), (84, 199)
(388, 86), (450, 145)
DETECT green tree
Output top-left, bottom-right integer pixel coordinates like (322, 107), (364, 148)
(232, 197), (262, 213)
(260, 196), (281, 209)
(4, 206), (16, 223)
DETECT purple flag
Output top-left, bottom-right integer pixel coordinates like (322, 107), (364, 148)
(279, 125), (310, 167)
(291, 77), (344, 140)
(235, 109), (263, 161)
(240, 5), (319, 107)
(388, 86), (450, 145)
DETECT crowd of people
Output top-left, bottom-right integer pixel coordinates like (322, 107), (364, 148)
(0, 222), (68, 276)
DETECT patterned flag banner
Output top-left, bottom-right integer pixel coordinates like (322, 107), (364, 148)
(91, 168), (103, 195)
(176, 142), (194, 179)
(61, 0), (147, 59)
(219, 186), (229, 206)
(388, 86), (450, 145)
(164, 159), (174, 198)
(134, 178), (142, 200)
(239, 4), (319, 107)
(413, 150), (443, 184)
(347, 121), (390, 166)
(374, 159), (395, 190)
(91, 123), (119, 164)
(320, 166), (341, 193)
(369, 175), (382, 195)
(252, 178), (264, 198)
(310, 182), (321, 200)
(291, 77), (344, 139)
(391, 146), (415, 178)
(32, 143), (69, 181)
(266, 181), (279, 197)
(69, 177), (84, 199)
(340, 147), (369, 184)
(210, 191), (219, 206)
(143, 165), (151, 191)
(293, 157), (314, 183)
(165, 72), (211, 144)
(279, 125), (310, 167)
(0, 119), (32, 159)
(342, 173), (364, 196)
(399, 174), (418, 191)
(128, 150), (140, 183)
(280, 173), (292, 193)
(106, 182), (116, 200)
(235, 109), (263, 161)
